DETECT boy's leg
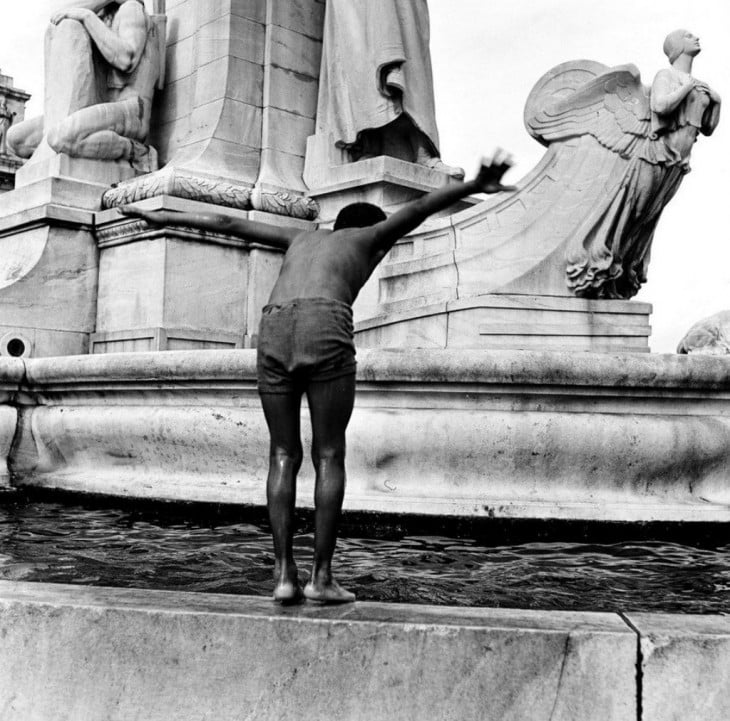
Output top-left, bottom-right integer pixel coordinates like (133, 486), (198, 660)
(304, 372), (356, 603)
(259, 391), (304, 603)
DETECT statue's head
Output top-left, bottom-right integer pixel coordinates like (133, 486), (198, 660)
(663, 29), (701, 63)
(334, 202), (387, 230)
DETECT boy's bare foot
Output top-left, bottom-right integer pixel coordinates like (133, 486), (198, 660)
(273, 562), (303, 605)
(273, 579), (304, 605)
(303, 578), (356, 604)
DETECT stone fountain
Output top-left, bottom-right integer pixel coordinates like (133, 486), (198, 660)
(0, 2), (725, 524)
(0, 5), (728, 719)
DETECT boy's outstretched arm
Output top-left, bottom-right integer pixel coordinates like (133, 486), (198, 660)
(372, 150), (515, 254)
(118, 206), (300, 250)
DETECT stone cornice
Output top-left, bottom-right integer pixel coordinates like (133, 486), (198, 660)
(101, 168), (320, 221)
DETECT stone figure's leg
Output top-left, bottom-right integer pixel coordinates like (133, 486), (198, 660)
(43, 19), (102, 131)
(6, 116), (44, 159)
(46, 100), (154, 171)
(259, 390), (304, 604)
(303, 373), (356, 604)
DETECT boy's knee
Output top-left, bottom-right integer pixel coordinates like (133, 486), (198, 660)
(312, 444), (346, 468)
(270, 445), (303, 468)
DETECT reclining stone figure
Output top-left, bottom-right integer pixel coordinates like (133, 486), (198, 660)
(8, 0), (165, 173)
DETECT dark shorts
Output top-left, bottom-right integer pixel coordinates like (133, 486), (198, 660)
(256, 297), (357, 395)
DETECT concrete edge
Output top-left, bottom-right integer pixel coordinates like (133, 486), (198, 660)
(0, 580), (638, 721)
(3, 580), (729, 720)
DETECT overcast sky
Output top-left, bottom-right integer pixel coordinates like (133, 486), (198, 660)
(1, 1), (728, 353)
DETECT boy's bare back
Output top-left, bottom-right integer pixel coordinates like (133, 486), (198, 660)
(267, 227), (384, 306)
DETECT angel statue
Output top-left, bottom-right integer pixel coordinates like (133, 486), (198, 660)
(526, 30), (720, 299)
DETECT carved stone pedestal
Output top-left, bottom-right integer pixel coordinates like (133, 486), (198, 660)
(92, 196), (313, 353)
(304, 152), (475, 224)
(0, 199), (98, 357)
(355, 294), (653, 353)
(15, 150), (137, 191)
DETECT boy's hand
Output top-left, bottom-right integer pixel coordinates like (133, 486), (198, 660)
(474, 149), (516, 194)
(118, 205), (168, 225)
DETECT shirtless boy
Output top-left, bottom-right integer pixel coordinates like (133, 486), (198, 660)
(121, 151), (514, 604)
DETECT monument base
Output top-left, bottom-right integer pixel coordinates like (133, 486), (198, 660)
(0, 195), (98, 358)
(14, 150), (137, 190)
(304, 153), (476, 224)
(93, 195), (314, 353)
(355, 294), (653, 353)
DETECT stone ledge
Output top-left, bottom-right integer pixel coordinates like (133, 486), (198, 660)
(7, 349), (730, 521)
(0, 580), (636, 721)
(18, 348), (730, 391)
(627, 612), (730, 721)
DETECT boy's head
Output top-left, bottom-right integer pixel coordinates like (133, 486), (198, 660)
(333, 202), (386, 230)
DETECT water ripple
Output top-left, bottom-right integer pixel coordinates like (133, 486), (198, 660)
(0, 499), (729, 613)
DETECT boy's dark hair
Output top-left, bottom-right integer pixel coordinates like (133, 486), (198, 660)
(333, 202), (387, 230)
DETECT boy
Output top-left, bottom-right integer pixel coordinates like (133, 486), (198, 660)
(121, 150), (514, 604)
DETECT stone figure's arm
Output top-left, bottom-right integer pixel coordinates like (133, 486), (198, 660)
(694, 80), (722, 105)
(51, 0), (117, 23)
(54, 1), (148, 74)
(650, 70), (696, 116)
(118, 207), (300, 250)
(370, 152), (515, 255)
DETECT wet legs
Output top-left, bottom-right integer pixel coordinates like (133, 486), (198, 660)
(260, 372), (356, 605)
(303, 373), (356, 603)
(260, 391), (303, 603)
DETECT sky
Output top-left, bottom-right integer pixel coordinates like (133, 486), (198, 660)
(1, 0), (728, 353)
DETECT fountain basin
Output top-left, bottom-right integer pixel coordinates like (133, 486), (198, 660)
(2, 348), (729, 521)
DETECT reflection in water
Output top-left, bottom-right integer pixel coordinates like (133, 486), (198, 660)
(1, 496), (729, 613)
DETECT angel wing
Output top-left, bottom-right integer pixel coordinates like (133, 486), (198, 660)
(526, 62), (670, 165)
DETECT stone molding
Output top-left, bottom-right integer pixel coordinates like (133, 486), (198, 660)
(101, 168), (254, 211)
(5, 348), (730, 521)
(250, 185), (319, 221)
(101, 168), (319, 220)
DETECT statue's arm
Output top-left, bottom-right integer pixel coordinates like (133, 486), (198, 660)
(54, 1), (148, 74)
(52, 0), (117, 21)
(650, 70), (695, 116)
(371, 154), (515, 255)
(118, 207), (299, 251)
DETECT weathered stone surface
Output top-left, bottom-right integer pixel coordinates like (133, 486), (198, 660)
(151, 1), (266, 186)
(356, 294), (653, 353)
(0, 358), (22, 486)
(0, 406), (17, 486)
(628, 613), (730, 721)
(9, 348), (730, 521)
(0, 204), (97, 357)
(0, 580), (636, 721)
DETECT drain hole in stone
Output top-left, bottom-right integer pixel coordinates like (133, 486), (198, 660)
(6, 338), (26, 357)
